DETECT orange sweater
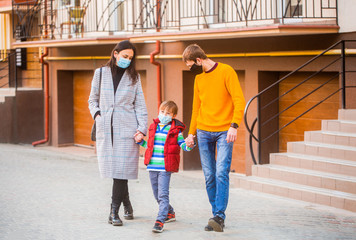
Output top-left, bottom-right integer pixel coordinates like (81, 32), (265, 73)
(188, 63), (246, 135)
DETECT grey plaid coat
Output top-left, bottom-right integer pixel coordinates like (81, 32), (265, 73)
(88, 66), (147, 179)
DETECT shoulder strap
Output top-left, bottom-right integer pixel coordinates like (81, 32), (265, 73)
(99, 67), (102, 100)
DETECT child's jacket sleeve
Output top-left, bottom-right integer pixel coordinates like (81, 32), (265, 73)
(177, 131), (193, 151)
(138, 140), (147, 148)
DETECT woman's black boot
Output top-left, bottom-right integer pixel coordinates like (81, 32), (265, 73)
(123, 195), (134, 220)
(108, 204), (123, 226)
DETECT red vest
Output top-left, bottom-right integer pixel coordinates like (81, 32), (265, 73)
(144, 118), (186, 172)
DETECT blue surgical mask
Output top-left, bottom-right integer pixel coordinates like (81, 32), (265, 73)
(117, 57), (131, 68)
(158, 113), (172, 125)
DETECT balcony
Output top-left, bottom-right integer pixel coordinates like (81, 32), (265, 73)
(12, 0), (338, 43)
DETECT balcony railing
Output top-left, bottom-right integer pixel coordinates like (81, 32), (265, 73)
(12, 0), (338, 41)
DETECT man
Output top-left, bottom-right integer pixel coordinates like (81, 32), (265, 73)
(183, 44), (245, 232)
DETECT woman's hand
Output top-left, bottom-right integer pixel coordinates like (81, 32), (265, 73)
(134, 131), (144, 143)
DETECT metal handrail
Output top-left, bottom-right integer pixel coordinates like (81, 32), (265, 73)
(260, 57), (342, 113)
(0, 52), (16, 89)
(261, 71), (341, 128)
(244, 40), (356, 164)
(261, 73), (340, 142)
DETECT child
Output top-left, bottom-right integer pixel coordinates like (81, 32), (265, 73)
(134, 100), (193, 233)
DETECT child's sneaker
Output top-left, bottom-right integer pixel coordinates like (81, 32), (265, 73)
(165, 212), (176, 223)
(152, 220), (164, 233)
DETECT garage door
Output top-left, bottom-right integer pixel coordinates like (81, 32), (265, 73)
(279, 72), (339, 152)
(73, 71), (94, 146)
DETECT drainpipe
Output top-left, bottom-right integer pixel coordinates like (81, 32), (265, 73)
(32, 47), (49, 146)
(150, 40), (161, 110)
(150, 0), (162, 110)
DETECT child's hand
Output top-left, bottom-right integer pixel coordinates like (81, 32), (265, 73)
(185, 134), (195, 148)
(134, 131), (144, 143)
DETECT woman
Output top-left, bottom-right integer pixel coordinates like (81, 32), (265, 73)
(88, 40), (147, 226)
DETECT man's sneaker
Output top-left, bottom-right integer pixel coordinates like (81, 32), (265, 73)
(208, 216), (225, 232)
(204, 224), (213, 231)
(165, 212), (176, 223)
(152, 220), (164, 233)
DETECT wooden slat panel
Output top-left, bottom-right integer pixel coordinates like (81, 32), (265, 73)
(279, 72), (339, 152)
(231, 71), (246, 174)
(21, 48), (42, 88)
(73, 71), (94, 146)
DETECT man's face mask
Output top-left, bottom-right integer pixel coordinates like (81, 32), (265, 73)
(190, 63), (203, 75)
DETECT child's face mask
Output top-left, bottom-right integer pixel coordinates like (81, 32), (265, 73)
(158, 113), (172, 125)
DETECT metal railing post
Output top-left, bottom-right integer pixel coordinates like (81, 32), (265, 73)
(14, 56), (17, 90)
(336, 0), (339, 25)
(341, 40), (346, 109)
(281, 0), (284, 24)
(257, 96), (261, 164)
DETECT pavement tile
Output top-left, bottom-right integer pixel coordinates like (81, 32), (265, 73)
(0, 143), (356, 240)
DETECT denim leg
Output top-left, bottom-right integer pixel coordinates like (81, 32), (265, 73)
(157, 171), (172, 223)
(168, 204), (174, 214)
(215, 131), (233, 220)
(197, 129), (217, 216)
(149, 171), (159, 202)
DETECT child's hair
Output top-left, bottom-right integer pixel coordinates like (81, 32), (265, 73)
(160, 100), (178, 115)
(182, 44), (208, 63)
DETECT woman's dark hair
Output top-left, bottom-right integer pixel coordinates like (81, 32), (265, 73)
(106, 40), (138, 84)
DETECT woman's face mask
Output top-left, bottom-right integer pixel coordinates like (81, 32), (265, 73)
(117, 57), (131, 68)
(114, 49), (134, 69)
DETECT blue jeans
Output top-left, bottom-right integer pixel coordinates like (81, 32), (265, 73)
(149, 171), (174, 223)
(197, 129), (233, 220)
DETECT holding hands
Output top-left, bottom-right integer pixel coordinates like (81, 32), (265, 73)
(185, 134), (195, 148)
(134, 130), (144, 143)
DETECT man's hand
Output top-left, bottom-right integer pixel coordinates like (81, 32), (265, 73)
(226, 127), (237, 143)
(185, 134), (195, 148)
(134, 130), (144, 143)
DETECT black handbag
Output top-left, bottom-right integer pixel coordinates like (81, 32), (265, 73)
(91, 67), (102, 141)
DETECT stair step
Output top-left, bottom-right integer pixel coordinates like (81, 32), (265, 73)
(0, 88), (16, 103)
(240, 109), (356, 213)
(339, 109), (356, 121)
(0, 88), (15, 96)
(234, 176), (356, 212)
(252, 164), (356, 194)
(270, 153), (356, 177)
(305, 130), (356, 147)
(287, 141), (356, 161)
(322, 119), (356, 134)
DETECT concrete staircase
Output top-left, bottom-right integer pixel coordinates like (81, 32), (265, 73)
(233, 109), (356, 212)
(0, 88), (16, 103)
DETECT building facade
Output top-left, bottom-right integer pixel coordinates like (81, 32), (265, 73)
(1, 0), (356, 175)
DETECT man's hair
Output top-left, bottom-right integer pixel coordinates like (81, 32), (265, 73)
(182, 44), (208, 63)
(160, 100), (178, 115)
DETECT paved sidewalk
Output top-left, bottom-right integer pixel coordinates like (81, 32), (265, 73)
(0, 143), (355, 240)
